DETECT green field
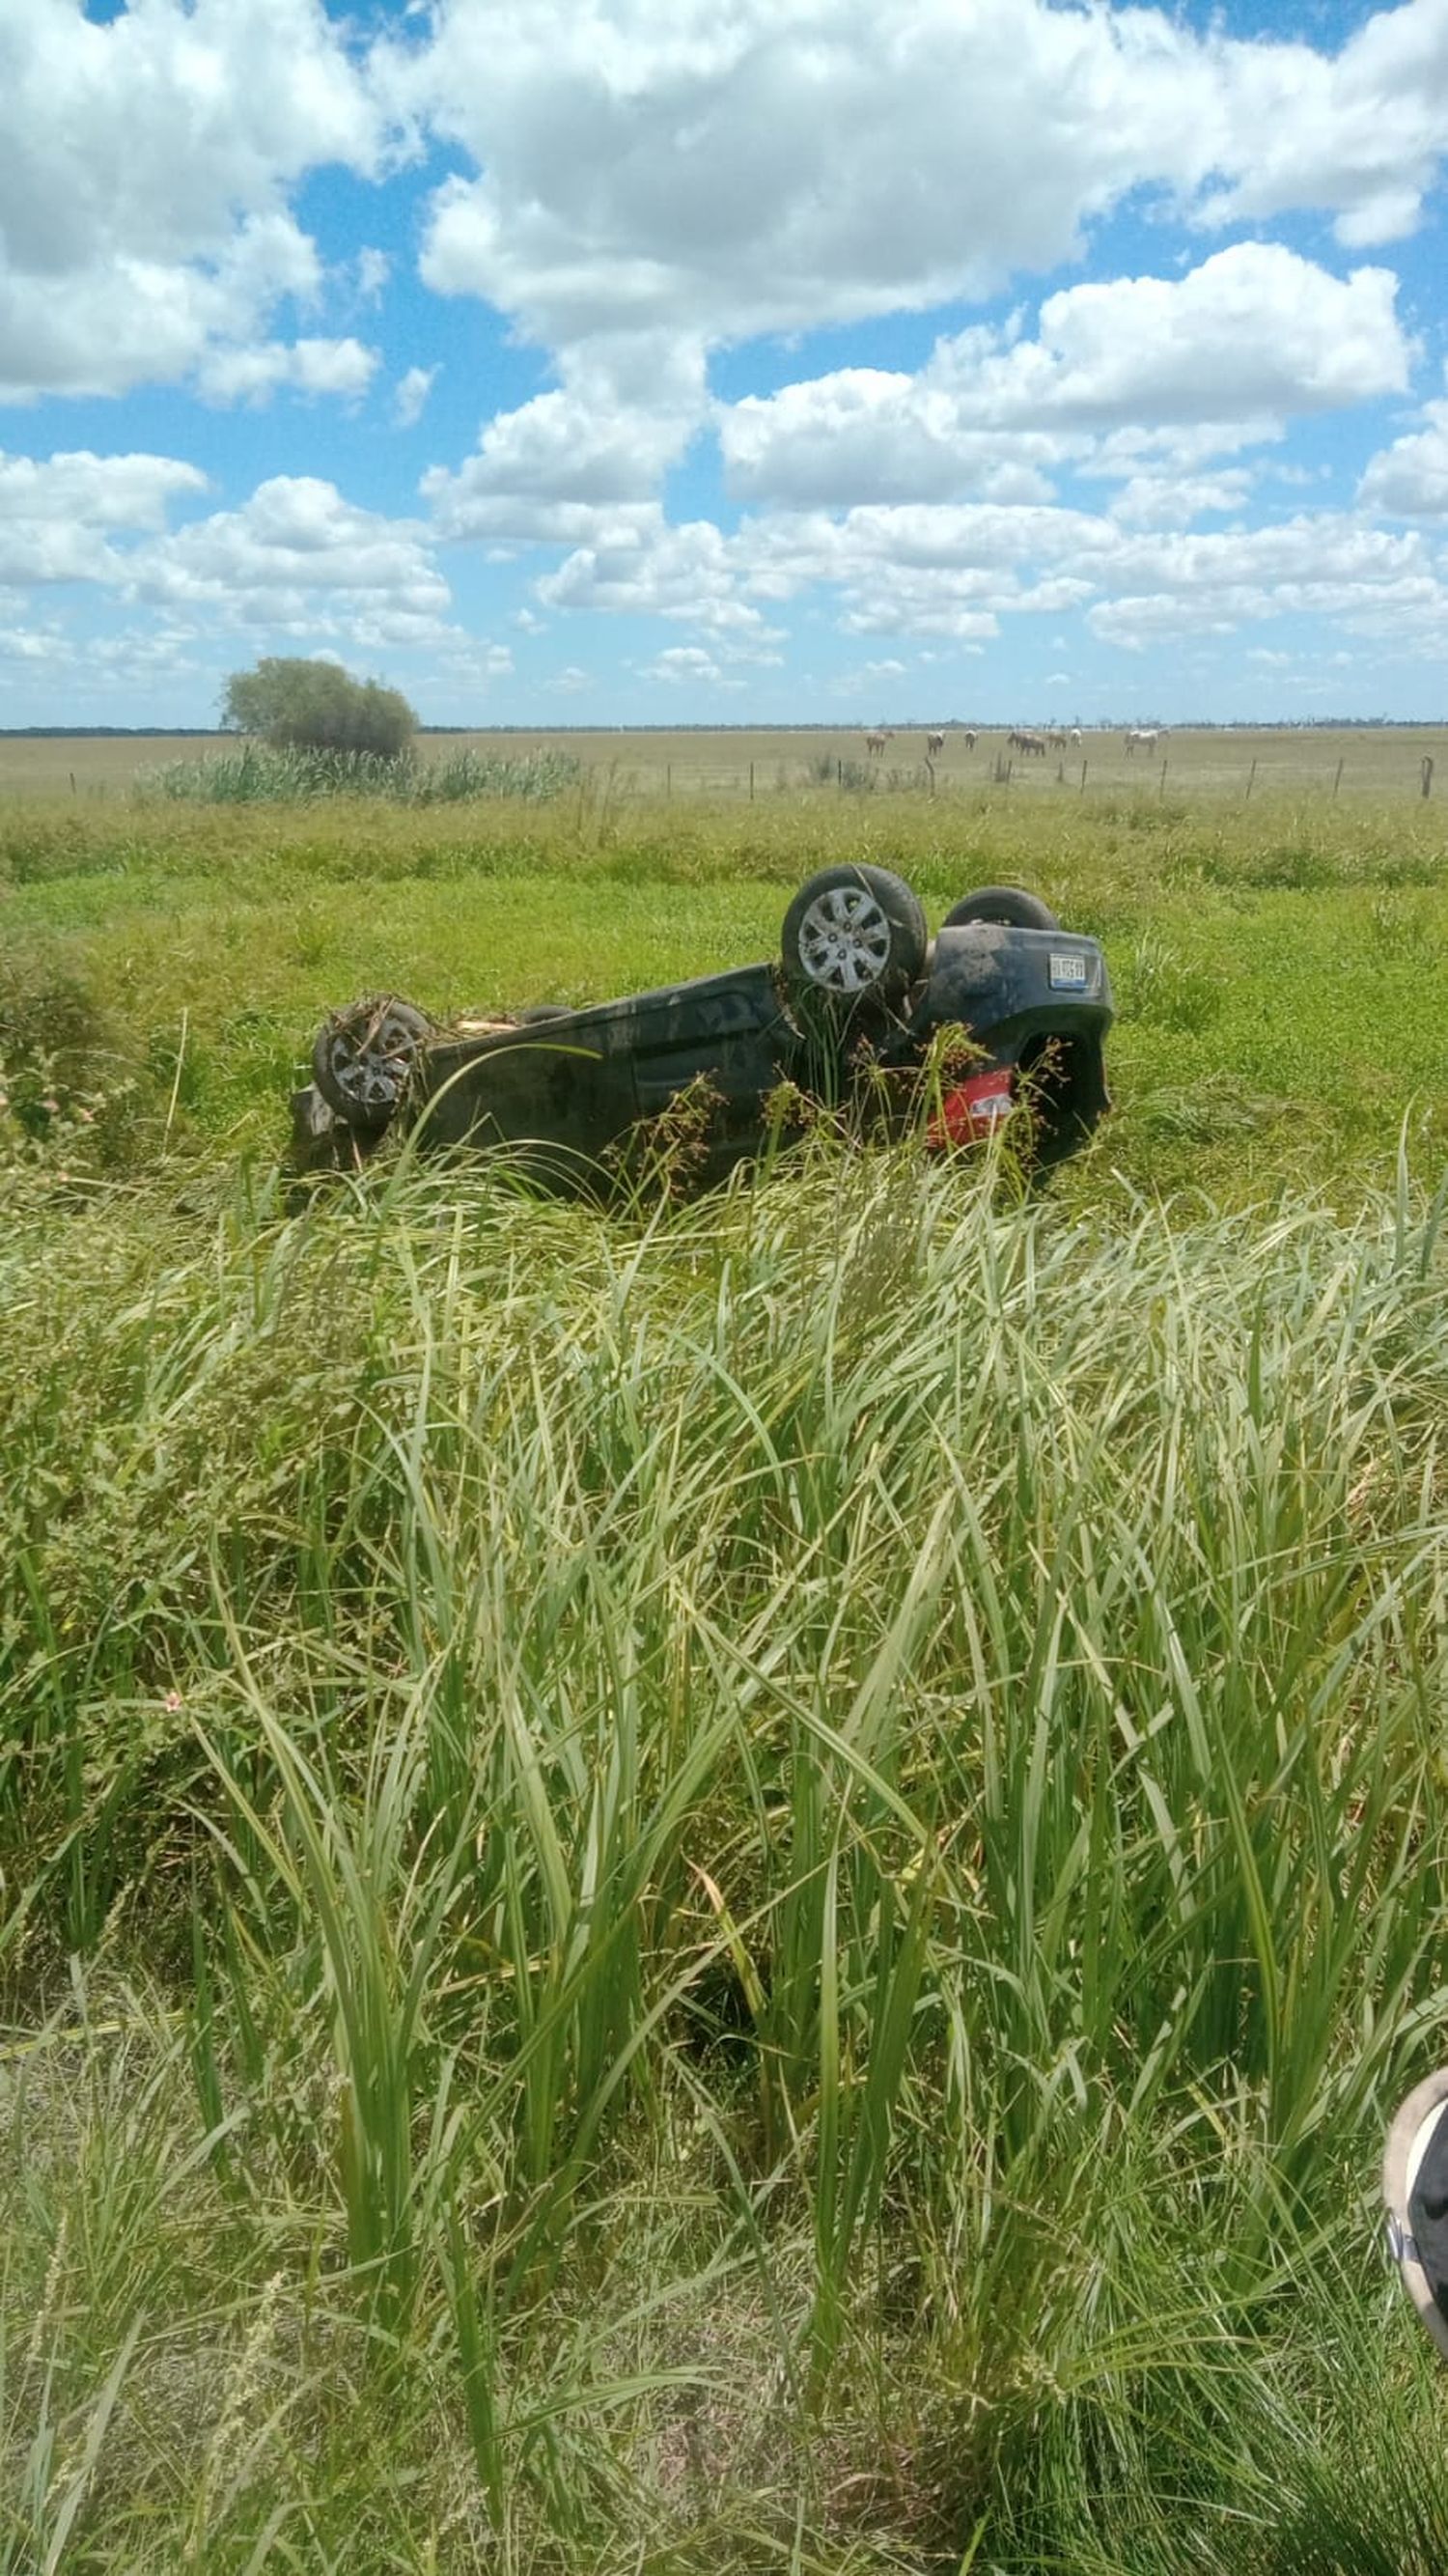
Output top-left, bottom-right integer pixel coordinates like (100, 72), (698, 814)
(4, 746), (1448, 2571)
(3, 718), (1447, 805)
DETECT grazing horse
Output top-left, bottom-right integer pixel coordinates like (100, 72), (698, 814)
(1047, 731), (1069, 752)
(962, 729), (977, 750)
(1070, 726), (1083, 747)
(1009, 728), (1046, 758)
(926, 730), (945, 758)
(1124, 727), (1163, 756)
(866, 729), (892, 757)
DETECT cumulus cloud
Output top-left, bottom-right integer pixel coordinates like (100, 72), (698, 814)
(642, 643), (736, 686)
(0, 0), (385, 399)
(127, 474), (453, 640)
(395, 365), (440, 428)
(529, 483), (1448, 661)
(195, 337), (378, 406)
(0, 450), (207, 528)
(1195, 0), (1448, 246)
(424, 337), (708, 541)
(1358, 401), (1448, 514)
(1106, 471), (1258, 530)
(719, 247), (1412, 507)
(0, 446), (207, 582)
(398, 0), (1448, 356)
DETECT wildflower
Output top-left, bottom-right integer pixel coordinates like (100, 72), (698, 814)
(164, 1690), (183, 1713)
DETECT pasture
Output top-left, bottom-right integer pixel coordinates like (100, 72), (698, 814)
(3, 741), (1448, 2572)
(3, 717), (1447, 806)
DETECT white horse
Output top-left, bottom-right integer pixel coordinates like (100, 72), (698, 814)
(926, 731), (945, 758)
(1125, 726), (1165, 756)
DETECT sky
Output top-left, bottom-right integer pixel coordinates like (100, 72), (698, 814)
(5, 0), (1448, 728)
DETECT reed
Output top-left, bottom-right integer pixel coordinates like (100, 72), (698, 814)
(4, 1134), (1447, 2564)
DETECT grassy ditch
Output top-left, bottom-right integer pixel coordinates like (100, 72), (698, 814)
(4, 1139), (1448, 2568)
(4, 778), (1448, 2564)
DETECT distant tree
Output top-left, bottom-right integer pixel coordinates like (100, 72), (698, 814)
(221, 658), (417, 757)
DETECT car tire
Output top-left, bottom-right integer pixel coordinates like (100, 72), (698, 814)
(781, 864), (928, 1001)
(312, 995), (432, 1130)
(942, 885), (1060, 932)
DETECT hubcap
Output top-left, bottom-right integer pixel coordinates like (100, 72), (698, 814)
(322, 1002), (422, 1115)
(796, 885), (893, 992)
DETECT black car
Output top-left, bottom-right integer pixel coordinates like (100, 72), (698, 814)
(292, 866), (1112, 1191)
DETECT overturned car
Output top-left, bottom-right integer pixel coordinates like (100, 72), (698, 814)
(292, 866), (1113, 1192)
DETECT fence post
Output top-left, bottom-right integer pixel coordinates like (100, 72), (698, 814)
(1080, 760), (1088, 793)
(837, 758), (843, 789)
(1422, 755), (1434, 799)
(749, 761), (755, 802)
(1244, 758), (1257, 802)
(1333, 758), (1343, 798)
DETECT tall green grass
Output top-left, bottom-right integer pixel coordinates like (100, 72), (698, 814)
(135, 742), (583, 803)
(4, 1137), (1448, 2566)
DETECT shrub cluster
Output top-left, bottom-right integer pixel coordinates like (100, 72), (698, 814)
(135, 742), (584, 803)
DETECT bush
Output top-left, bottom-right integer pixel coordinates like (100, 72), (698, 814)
(135, 743), (583, 804)
(222, 657), (417, 757)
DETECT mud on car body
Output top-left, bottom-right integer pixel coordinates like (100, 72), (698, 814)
(292, 868), (1113, 1192)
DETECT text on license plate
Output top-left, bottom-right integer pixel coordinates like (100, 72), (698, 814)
(1048, 952), (1088, 989)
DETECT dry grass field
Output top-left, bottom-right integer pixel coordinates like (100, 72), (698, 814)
(4, 719), (1447, 805)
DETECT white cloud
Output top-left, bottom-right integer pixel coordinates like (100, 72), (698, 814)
(720, 247), (1411, 508)
(0, 450), (207, 528)
(0, 0), (385, 399)
(526, 482), (1448, 662)
(127, 474), (453, 640)
(1358, 400), (1448, 514)
(1084, 516), (1441, 647)
(643, 643), (734, 686)
(538, 506), (741, 624)
(399, 0), (1448, 356)
(1195, 1), (1448, 246)
(0, 446), (207, 582)
(395, 365), (440, 428)
(424, 337), (707, 540)
(196, 337), (378, 406)
(1107, 471), (1257, 530)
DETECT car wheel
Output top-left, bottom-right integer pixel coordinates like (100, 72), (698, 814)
(312, 995), (432, 1130)
(942, 885), (1060, 932)
(781, 864), (928, 1000)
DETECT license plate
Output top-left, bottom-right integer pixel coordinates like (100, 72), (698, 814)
(1049, 951), (1088, 989)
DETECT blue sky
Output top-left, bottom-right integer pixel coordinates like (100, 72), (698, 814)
(5, 0), (1448, 727)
